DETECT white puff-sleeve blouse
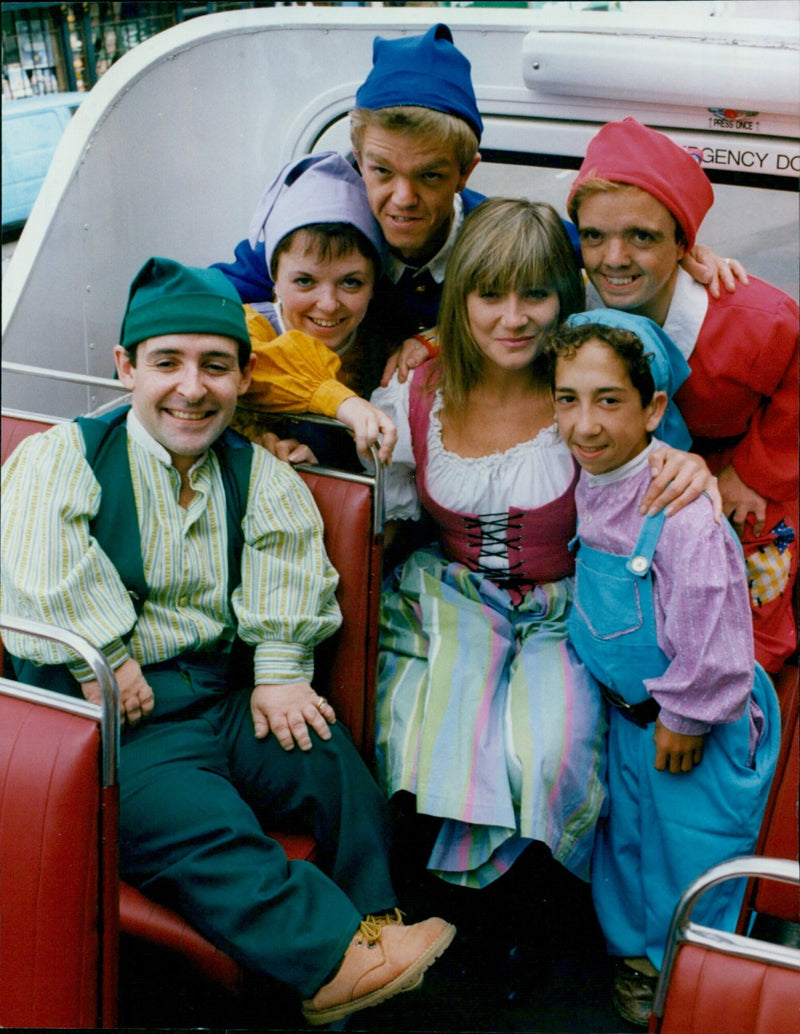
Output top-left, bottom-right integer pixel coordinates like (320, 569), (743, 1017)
(371, 373), (575, 523)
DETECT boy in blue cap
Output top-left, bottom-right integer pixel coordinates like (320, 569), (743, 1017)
(214, 23), (486, 362)
(546, 310), (779, 1027)
(348, 23), (484, 340)
(1, 256), (454, 1027)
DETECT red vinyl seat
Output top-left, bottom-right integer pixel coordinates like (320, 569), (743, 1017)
(651, 857), (800, 1034)
(745, 662), (799, 922)
(0, 685), (118, 1028)
(656, 941), (800, 1034)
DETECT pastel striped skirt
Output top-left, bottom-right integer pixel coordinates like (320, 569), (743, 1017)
(377, 546), (607, 888)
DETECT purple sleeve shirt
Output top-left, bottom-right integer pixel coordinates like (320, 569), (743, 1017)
(574, 443), (756, 740)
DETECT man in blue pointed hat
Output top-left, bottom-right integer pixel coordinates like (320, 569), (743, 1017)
(215, 23), (486, 354)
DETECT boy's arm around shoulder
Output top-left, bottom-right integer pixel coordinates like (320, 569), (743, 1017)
(641, 445), (722, 521)
(1, 424), (136, 677)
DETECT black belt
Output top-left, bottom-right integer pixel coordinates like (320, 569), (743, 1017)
(599, 682), (661, 728)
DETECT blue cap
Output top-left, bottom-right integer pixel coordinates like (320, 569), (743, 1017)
(355, 24), (483, 142)
(248, 151), (385, 275)
(565, 309), (693, 450)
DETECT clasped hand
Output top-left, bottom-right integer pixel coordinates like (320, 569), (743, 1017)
(83, 659), (336, 751)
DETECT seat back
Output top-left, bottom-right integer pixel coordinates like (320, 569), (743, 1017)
(751, 664), (799, 920)
(653, 857), (800, 1034)
(0, 619), (120, 1030)
(734, 662), (800, 934)
(297, 463), (382, 759)
(1, 411), (62, 454)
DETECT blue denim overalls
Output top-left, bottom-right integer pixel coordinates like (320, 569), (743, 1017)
(568, 511), (779, 971)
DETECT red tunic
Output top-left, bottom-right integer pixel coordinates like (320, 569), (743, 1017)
(673, 276), (798, 672)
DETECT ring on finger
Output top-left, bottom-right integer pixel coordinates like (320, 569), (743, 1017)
(316, 696), (326, 710)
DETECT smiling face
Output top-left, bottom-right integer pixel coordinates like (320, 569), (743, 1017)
(355, 126), (479, 265)
(114, 334), (255, 475)
(273, 232), (375, 352)
(553, 338), (667, 475)
(466, 286), (561, 373)
(575, 186), (685, 326)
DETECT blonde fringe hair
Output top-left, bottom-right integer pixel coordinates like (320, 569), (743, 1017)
(436, 198), (585, 410)
(350, 106), (479, 173)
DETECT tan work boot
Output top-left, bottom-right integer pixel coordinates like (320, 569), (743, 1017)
(301, 913), (456, 1026)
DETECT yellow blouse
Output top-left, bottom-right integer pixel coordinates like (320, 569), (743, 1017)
(243, 306), (356, 418)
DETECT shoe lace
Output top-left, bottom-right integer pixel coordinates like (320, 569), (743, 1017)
(357, 908), (405, 945)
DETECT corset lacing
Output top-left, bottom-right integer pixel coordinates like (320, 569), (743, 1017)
(463, 512), (524, 578)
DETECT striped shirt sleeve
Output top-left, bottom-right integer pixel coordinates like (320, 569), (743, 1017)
(1, 424), (136, 677)
(233, 444), (342, 684)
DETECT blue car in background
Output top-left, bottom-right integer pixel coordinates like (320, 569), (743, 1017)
(2, 91), (84, 234)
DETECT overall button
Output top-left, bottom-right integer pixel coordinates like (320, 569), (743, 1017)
(630, 556), (648, 574)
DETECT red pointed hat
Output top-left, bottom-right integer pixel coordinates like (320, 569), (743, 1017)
(568, 117), (713, 247)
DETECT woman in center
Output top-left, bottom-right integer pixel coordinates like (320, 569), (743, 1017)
(371, 197), (604, 890)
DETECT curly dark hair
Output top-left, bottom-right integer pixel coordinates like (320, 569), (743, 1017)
(543, 322), (656, 406)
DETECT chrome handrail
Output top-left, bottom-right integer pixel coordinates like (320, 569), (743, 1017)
(234, 406), (385, 536)
(2, 361), (125, 392)
(653, 855), (800, 1018)
(0, 613), (120, 785)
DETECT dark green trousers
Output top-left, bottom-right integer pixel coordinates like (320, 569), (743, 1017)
(119, 655), (395, 997)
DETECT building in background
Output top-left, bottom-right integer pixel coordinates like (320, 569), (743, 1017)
(1, 2), (306, 98)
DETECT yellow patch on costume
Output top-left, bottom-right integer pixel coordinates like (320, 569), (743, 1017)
(747, 544), (792, 607)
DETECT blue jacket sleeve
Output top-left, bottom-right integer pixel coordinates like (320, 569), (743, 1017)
(562, 218), (581, 264)
(460, 187), (486, 215)
(210, 238), (274, 303)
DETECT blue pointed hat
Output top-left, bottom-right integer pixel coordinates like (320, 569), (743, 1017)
(565, 308), (693, 450)
(355, 23), (483, 141)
